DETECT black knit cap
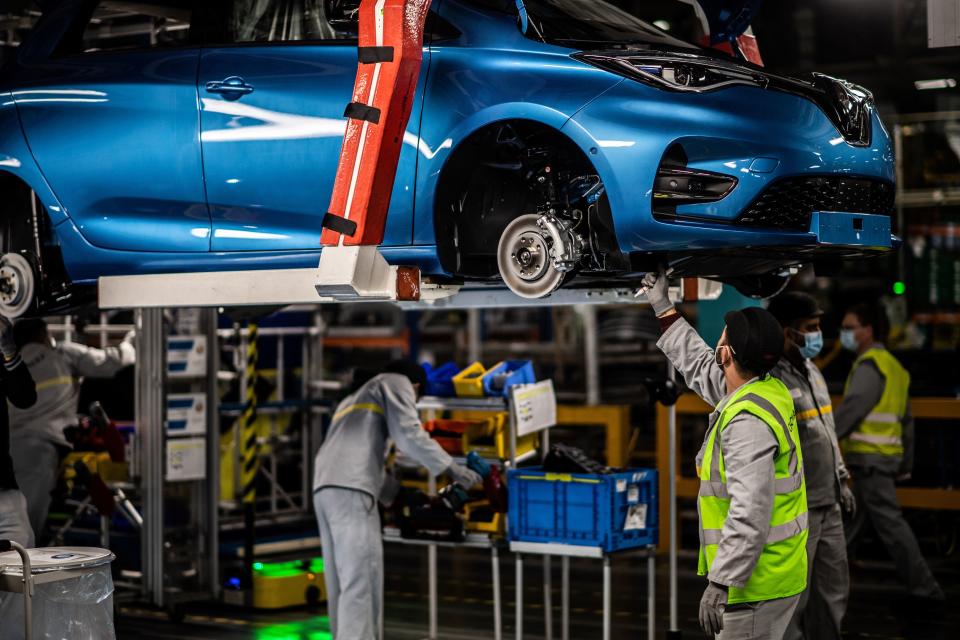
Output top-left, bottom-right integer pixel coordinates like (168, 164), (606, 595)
(723, 307), (784, 376)
(767, 291), (824, 327)
(385, 360), (427, 389)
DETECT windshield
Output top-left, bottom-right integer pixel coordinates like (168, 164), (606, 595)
(493, 0), (699, 49)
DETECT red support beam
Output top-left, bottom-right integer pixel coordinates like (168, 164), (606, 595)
(321, 0), (433, 248)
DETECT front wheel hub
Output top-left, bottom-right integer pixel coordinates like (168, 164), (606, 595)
(497, 215), (565, 299)
(0, 253), (36, 318)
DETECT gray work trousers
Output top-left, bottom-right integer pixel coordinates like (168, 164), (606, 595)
(10, 432), (61, 539)
(718, 594), (799, 640)
(0, 489), (34, 547)
(845, 466), (943, 599)
(784, 504), (848, 640)
(314, 487), (383, 640)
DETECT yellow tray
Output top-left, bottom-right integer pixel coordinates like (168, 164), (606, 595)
(453, 362), (487, 397)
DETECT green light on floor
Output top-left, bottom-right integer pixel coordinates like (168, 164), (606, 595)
(893, 281), (906, 295)
(253, 617), (331, 640)
(252, 557), (324, 579)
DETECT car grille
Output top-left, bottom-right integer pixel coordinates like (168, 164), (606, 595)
(736, 176), (895, 231)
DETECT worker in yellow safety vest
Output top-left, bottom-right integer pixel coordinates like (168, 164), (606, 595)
(835, 303), (944, 602)
(642, 270), (808, 640)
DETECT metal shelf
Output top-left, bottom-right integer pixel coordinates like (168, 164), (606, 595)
(417, 396), (509, 412)
(394, 448), (538, 470)
(509, 540), (656, 559)
(382, 527), (501, 550)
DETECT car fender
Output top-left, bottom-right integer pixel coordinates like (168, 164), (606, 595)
(0, 93), (69, 228)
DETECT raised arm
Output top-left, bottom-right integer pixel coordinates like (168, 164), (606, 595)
(59, 332), (136, 378)
(657, 318), (728, 407)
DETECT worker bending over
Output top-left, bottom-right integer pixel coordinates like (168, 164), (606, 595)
(836, 303), (944, 602)
(0, 316), (37, 547)
(768, 292), (854, 640)
(8, 319), (135, 541)
(643, 272), (807, 640)
(313, 360), (481, 640)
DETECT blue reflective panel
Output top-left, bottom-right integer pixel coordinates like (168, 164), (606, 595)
(199, 45), (422, 251)
(14, 49), (211, 252)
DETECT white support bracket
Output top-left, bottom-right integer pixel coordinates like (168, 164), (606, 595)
(314, 245), (401, 301)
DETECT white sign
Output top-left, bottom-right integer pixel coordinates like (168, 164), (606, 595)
(166, 437), (206, 481)
(167, 335), (207, 378)
(511, 380), (557, 437)
(166, 393), (206, 436)
(624, 504), (648, 531)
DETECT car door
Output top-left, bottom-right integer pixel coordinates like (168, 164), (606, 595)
(12, 0), (210, 253)
(197, 0), (421, 252)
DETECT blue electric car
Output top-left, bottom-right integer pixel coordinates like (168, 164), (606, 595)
(0, 0), (895, 313)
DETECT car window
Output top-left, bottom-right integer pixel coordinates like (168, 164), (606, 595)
(468, 0), (699, 50)
(226, 0), (358, 44)
(79, 1), (195, 54)
(0, 7), (41, 69)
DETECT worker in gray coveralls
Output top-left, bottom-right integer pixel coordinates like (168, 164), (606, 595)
(313, 360), (481, 640)
(836, 303), (944, 603)
(642, 271), (807, 640)
(768, 292), (856, 640)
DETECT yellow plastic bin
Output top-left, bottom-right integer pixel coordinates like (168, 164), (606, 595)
(463, 414), (538, 460)
(453, 362), (487, 397)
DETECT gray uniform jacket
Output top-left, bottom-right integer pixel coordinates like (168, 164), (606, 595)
(834, 347), (913, 475)
(658, 318), (782, 589)
(9, 339), (135, 446)
(313, 373), (453, 500)
(770, 357), (848, 509)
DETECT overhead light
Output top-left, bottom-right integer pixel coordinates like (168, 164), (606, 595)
(653, 19), (671, 31)
(914, 78), (957, 90)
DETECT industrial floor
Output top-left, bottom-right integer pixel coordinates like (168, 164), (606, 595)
(117, 543), (959, 639)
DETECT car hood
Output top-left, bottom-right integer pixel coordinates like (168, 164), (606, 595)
(574, 47), (876, 147)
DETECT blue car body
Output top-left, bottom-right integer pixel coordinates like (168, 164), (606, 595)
(0, 0), (894, 308)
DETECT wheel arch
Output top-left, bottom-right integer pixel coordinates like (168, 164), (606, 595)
(0, 169), (78, 315)
(431, 115), (618, 277)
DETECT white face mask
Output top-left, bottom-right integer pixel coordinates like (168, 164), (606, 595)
(839, 329), (858, 352)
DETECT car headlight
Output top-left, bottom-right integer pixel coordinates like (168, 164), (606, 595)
(574, 52), (768, 93)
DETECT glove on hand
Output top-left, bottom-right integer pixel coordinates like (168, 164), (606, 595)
(639, 270), (675, 317)
(698, 581), (727, 637)
(446, 464), (482, 489)
(840, 483), (857, 519)
(0, 316), (17, 361)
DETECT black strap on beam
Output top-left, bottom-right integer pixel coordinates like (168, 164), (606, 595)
(358, 46), (394, 64)
(344, 102), (381, 125)
(322, 212), (358, 237)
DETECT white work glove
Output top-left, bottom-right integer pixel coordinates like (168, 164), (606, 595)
(638, 269), (675, 317)
(840, 483), (856, 519)
(699, 581), (727, 636)
(446, 464), (482, 489)
(0, 316), (17, 361)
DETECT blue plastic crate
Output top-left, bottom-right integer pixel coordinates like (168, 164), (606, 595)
(481, 360), (536, 397)
(422, 361), (460, 397)
(508, 467), (658, 552)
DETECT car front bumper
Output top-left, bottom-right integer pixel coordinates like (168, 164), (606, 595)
(561, 78), (896, 255)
